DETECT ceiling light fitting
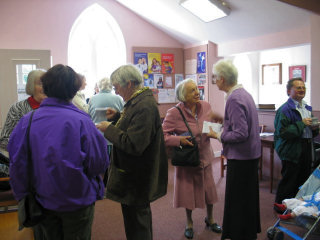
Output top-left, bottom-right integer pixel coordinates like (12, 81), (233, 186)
(180, 0), (230, 22)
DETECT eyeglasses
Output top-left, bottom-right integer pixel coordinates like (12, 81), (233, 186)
(294, 86), (306, 90)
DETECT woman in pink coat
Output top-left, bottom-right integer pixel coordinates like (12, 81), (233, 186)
(162, 79), (221, 239)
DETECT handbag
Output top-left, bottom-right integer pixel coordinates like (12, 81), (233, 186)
(18, 111), (45, 230)
(171, 106), (200, 167)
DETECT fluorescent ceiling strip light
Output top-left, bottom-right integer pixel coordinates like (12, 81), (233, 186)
(180, 0), (229, 22)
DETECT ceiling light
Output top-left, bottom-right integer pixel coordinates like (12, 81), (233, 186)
(180, 0), (230, 22)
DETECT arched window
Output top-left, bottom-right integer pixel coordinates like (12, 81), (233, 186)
(68, 4), (126, 98)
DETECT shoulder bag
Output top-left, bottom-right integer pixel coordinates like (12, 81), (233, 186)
(171, 106), (200, 167)
(18, 111), (45, 230)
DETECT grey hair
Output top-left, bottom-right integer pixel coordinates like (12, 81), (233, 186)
(175, 78), (197, 102)
(98, 77), (112, 91)
(110, 64), (143, 88)
(25, 69), (46, 95)
(213, 59), (238, 86)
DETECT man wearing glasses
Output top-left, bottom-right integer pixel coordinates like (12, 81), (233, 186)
(274, 77), (319, 210)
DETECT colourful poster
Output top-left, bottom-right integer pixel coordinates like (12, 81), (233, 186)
(134, 52), (148, 74)
(154, 74), (164, 89)
(144, 74), (155, 88)
(161, 53), (174, 74)
(197, 52), (206, 73)
(148, 53), (161, 73)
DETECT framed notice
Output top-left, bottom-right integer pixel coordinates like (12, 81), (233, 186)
(262, 63), (282, 85)
(289, 65), (306, 82)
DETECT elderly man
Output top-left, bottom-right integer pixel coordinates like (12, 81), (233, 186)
(274, 78), (319, 207)
(209, 59), (261, 240)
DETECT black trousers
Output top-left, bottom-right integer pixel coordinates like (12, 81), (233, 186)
(221, 158), (261, 240)
(121, 203), (153, 240)
(275, 139), (313, 203)
(38, 204), (95, 240)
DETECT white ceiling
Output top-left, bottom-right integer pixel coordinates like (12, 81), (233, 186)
(116, 0), (314, 46)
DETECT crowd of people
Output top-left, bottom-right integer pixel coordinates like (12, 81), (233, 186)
(0, 59), (319, 240)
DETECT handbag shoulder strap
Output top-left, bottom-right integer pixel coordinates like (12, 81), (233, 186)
(26, 110), (35, 192)
(175, 106), (195, 139)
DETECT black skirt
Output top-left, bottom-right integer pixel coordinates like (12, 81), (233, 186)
(221, 158), (261, 240)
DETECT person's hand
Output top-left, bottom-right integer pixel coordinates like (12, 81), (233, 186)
(207, 126), (218, 139)
(106, 108), (117, 120)
(96, 121), (111, 132)
(208, 111), (223, 124)
(302, 118), (312, 126)
(180, 136), (194, 146)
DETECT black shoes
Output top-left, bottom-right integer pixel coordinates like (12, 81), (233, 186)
(205, 218), (222, 233)
(184, 228), (194, 239)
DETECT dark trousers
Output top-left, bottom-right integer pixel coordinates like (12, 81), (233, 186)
(221, 159), (261, 240)
(121, 203), (153, 240)
(275, 139), (313, 203)
(38, 204), (95, 240)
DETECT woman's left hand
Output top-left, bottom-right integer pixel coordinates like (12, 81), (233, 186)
(96, 121), (111, 132)
(207, 126), (218, 139)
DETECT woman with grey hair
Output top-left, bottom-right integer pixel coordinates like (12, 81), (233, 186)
(0, 69), (46, 150)
(0, 69), (46, 239)
(88, 77), (124, 186)
(162, 78), (222, 239)
(88, 77), (124, 124)
(96, 64), (168, 240)
(209, 59), (261, 240)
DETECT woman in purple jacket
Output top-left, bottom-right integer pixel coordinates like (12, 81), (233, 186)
(162, 79), (222, 239)
(8, 64), (109, 240)
(210, 59), (261, 240)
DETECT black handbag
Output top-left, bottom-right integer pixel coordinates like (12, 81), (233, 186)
(18, 111), (45, 230)
(171, 107), (200, 167)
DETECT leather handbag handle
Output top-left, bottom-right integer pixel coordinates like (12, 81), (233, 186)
(175, 106), (195, 139)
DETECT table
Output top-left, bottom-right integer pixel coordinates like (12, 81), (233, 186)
(260, 135), (274, 193)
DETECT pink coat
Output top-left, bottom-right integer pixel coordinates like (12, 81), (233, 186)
(162, 101), (215, 167)
(162, 101), (218, 209)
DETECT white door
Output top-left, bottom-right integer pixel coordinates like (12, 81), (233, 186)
(0, 49), (51, 128)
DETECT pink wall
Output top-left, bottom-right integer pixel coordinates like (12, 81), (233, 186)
(0, 0), (183, 65)
(311, 15), (320, 110)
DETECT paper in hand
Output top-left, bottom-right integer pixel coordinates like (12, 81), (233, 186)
(202, 121), (222, 133)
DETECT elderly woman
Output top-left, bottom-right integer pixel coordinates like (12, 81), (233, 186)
(8, 64), (109, 240)
(0, 69), (46, 193)
(162, 79), (222, 239)
(0, 69), (46, 151)
(72, 73), (89, 112)
(88, 77), (124, 124)
(209, 59), (261, 240)
(96, 64), (168, 240)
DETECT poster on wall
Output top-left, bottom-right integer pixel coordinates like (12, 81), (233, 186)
(198, 74), (206, 86)
(186, 74), (197, 82)
(134, 52), (148, 74)
(175, 74), (184, 86)
(148, 53), (162, 73)
(154, 74), (164, 89)
(197, 52), (206, 73)
(158, 89), (176, 103)
(164, 75), (173, 88)
(289, 65), (306, 82)
(198, 86), (205, 100)
(161, 53), (174, 74)
(144, 74), (155, 88)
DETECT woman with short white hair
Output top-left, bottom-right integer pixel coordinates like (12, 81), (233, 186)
(162, 78), (222, 239)
(0, 69), (46, 150)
